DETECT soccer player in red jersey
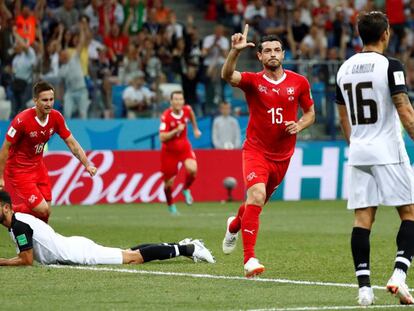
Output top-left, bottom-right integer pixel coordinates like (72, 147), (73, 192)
(221, 25), (315, 277)
(159, 91), (201, 215)
(0, 81), (97, 223)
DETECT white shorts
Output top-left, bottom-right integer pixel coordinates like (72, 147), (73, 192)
(56, 236), (123, 265)
(347, 162), (414, 210)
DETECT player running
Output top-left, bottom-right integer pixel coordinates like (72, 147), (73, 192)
(221, 25), (315, 277)
(159, 91), (201, 215)
(0, 81), (97, 223)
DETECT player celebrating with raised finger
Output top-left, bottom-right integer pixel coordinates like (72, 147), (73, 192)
(221, 25), (315, 277)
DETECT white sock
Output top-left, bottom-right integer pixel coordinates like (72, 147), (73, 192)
(392, 268), (407, 283)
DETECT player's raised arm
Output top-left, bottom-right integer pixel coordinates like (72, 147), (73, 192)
(221, 24), (255, 86)
(392, 92), (414, 140)
(64, 135), (97, 177)
(0, 140), (11, 189)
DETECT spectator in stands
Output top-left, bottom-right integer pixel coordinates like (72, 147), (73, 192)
(122, 71), (155, 118)
(11, 41), (37, 116)
(257, 4), (286, 38)
(103, 23), (129, 67)
(38, 23), (63, 86)
(0, 4), (14, 85)
(216, 0), (246, 33)
(83, 0), (101, 33)
(312, 0), (332, 31)
(243, 0), (266, 34)
(98, 0), (124, 36)
(143, 8), (161, 36)
(0, 86), (11, 120)
(300, 24), (327, 60)
(153, 0), (170, 25)
(287, 8), (309, 58)
(386, 0), (406, 54)
(202, 24), (229, 113)
(14, 0), (45, 46)
(55, 0), (79, 30)
(123, 0), (147, 35)
(212, 101), (241, 149)
(166, 11), (185, 46)
(119, 42), (142, 85)
(58, 20), (90, 119)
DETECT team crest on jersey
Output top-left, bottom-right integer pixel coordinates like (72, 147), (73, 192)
(258, 84), (268, 94)
(287, 87), (295, 95)
(28, 194), (38, 204)
(246, 172), (258, 182)
(29, 131), (38, 138)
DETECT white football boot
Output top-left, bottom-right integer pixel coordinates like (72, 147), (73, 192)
(244, 257), (265, 277)
(358, 286), (375, 306)
(386, 277), (414, 305)
(191, 239), (216, 263)
(222, 216), (238, 254)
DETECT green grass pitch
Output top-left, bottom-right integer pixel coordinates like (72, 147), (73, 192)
(0, 200), (410, 310)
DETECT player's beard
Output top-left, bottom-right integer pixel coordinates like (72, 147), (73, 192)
(264, 59), (281, 71)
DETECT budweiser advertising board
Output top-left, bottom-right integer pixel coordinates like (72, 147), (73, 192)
(41, 150), (244, 205)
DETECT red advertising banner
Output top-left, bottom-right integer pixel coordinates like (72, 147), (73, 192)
(43, 150), (244, 205)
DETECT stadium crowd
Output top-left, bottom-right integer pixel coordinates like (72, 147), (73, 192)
(0, 0), (413, 122)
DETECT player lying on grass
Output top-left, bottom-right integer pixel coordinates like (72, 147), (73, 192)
(0, 191), (215, 266)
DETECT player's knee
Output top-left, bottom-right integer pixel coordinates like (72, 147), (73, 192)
(248, 189), (266, 206)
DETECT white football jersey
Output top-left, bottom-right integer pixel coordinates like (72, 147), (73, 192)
(336, 52), (409, 165)
(9, 213), (122, 265)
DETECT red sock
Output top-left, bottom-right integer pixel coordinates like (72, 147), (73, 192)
(241, 204), (262, 264)
(229, 203), (245, 233)
(164, 187), (173, 206)
(12, 203), (49, 223)
(184, 173), (196, 189)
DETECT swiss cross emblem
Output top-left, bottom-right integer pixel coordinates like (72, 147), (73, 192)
(287, 87), (295, 95)
(258, 84), (268, 94)
(29, 131), (37, 138)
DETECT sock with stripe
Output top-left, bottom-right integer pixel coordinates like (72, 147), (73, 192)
(229, 203), (245, 233)
(241, 204), (262, 264)
(351, 227), (371, 288)
(392, 220), (414, 280)
(137, 244), (195, 262)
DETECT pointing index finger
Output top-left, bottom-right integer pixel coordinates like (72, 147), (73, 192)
(243, 24), (249, 37)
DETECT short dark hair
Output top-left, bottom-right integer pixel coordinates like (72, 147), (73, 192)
(33, 80), (55, 99)
(0, 190), (11, 206)
(170, 90), (184, 100)
(258, 35), (284, 52)
(357, 11), (389, 45)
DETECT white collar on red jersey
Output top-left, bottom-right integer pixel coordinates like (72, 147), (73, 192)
(170, 110), (184, 119)
(35, 114), (49, 127)
(262, 72), (287, 85)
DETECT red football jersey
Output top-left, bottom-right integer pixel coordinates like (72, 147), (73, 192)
(5, 108), (71, 171)
(159, 105), (193, 152)
(238, 70), (314, 161)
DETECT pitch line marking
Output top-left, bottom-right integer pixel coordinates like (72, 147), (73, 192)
(48, 265), (400, 292)
(247, 305), (412, 311)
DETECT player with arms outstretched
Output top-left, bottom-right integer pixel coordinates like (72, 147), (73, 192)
(337, 12), (414, 306)
(159, 91), (201, 214)
(221, 25), (315, 276)
(0, 81), (97, 223)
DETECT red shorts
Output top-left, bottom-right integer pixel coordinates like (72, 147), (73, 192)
(161, 148), (196, 180)
(242, 148), (290, 201)
(4, 163), (51, 208)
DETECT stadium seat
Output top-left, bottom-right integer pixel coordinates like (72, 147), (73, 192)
(112, 85), (127, 118)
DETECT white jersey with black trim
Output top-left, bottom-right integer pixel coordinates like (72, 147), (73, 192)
(9, 213), (72, 264)
(336, 52), (409, 165)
